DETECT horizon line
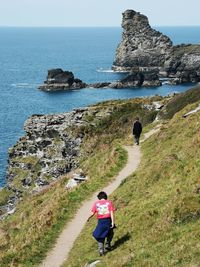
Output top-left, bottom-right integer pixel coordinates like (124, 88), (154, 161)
(0, 25), (200, 28)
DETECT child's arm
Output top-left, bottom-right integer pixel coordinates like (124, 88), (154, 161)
(110, 210), (114, 228)
(87, 212), (95, 222)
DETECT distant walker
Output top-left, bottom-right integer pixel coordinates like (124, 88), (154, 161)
(132, 117), (142, 145)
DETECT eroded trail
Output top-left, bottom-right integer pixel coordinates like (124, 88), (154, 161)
(40, 127), (160, 267)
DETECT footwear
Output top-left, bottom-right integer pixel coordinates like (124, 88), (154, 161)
(105, 243), (112, 251)
(99, 250), (105, 256)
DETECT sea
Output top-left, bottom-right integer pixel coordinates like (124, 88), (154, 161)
(0, 26), (200, 186)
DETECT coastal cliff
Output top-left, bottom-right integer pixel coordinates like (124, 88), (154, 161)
(113, 9), (200, 84)
(2, 99), (158, 220)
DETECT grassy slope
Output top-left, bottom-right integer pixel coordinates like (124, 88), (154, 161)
(65, 101), (200, 267)
(158, 85), (200, 120)
(0, 98), (157, 266)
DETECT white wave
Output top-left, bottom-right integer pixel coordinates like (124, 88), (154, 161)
(162, 81), (170, 85)
(97, 68), (130, 73)
(97, 68), (115, 73)
(11, 83), (39, 88)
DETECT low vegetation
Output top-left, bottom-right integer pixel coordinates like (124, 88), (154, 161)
(173, 44), (200, 58)
(158, 85), (200, 119)
(65, 101), (200, 266)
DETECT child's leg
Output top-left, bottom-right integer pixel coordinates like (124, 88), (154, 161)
(97, 238), (105, 256)
(105, 228), (114, 250)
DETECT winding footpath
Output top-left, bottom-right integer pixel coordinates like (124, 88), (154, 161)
(40, 126), (160, 267)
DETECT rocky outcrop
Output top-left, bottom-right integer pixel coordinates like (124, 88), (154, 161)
(7, 110), (87, 185)
(89, 82), (111, 88)
(39, 69), (87, 91)
(89, 68), (161, 89)
(109, 68), (161, 88)
(113, 9), (200, 84)
(113, 10), (173, 71)
(163, 44), (200, 84)
(1, 109), (89, 219)
(1, 106), (114, 219)
(40, 68), (162, 91)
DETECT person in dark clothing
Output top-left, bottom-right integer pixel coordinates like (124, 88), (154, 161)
(132, 117), (142, 145)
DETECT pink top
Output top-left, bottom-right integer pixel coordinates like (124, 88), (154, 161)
(91, 199), (115, 219)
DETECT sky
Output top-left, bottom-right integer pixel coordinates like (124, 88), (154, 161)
(0, 0), (200, 27)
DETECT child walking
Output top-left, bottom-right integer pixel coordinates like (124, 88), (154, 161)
(87, 191), (116, 256)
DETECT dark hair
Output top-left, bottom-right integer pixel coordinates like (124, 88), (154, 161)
(135, 117), (139, 121)
(97, 191), (108, 200)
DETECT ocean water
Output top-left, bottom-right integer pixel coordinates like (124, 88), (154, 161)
(0, 26), (200, 186)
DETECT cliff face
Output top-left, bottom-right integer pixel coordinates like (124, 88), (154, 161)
(7, 109), (91, 189)
(1, 105), (116, 218)
(113, 9), (200, 84)
(2, 109), (88, 217)
(164, 44), (200, 83)
(113, 10), (173, 71)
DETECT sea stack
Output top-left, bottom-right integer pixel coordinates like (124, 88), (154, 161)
(113, 10), (173, 72)
(38, 69), (87, 91)
(113, 9), (200, 84)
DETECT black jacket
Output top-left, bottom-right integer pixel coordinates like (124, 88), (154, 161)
(132, 120), (142, 136)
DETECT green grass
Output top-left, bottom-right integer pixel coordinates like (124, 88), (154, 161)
(173, 44), (200, 58)
(64, 101), (200, 267)
(158, 85), (200, 119)
(0, 188), (11, 206)
(0, 145), (127, 267)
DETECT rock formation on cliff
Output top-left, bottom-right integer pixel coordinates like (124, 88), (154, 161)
(39, 69), (87, 91)
(113, 9), (200, 84)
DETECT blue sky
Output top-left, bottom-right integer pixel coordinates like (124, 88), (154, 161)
(1, 0), (200, 27)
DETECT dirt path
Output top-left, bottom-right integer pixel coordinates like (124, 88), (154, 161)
(40, 126), (160, 267)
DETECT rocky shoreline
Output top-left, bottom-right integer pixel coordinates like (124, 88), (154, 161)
(38, 10), (200, 92)
(39, 67), (162, 91)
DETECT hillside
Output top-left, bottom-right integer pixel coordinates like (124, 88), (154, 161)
(65, 101), (200, 266)
(0, 88), (200, 266)
(0, 97), (158, 267)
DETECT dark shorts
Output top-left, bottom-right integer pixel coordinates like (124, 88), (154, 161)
(93, 218), (112, 241)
